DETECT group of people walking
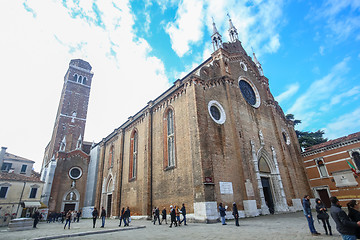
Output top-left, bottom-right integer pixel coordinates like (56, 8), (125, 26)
(118, 207), (131, 227)
(152, 203), (187, 227)
(303, 194), (360, 240)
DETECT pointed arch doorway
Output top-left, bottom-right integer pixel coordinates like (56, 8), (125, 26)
(259, 156), (275, 214)
(106, 177), (114, 217)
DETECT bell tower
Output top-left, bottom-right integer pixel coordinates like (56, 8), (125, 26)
(41, 59), (93, 178)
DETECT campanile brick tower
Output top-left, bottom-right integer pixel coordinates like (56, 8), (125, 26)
(41, 59), (94, 212)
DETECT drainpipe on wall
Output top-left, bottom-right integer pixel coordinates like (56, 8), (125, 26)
(149, 107), (153, 219)
(118, 129), (125, 217)
(16, 181), (26, 217)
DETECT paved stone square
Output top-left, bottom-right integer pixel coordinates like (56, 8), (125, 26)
(0, 212), (342, 240)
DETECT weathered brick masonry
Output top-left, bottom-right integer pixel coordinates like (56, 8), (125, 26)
(94, 21), (311, 221)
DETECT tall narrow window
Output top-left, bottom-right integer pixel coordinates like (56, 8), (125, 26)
(129, 131), (138, 179)
(78, 76), (83, 83)
(316, 159), (328, 177)
(29, 188), (37, 198)
(20, 164), (27, 174)
(0, 186), (8, 198)
(73, 74), (78, 82)
(109, 146), (114, 168)
(167, 110), (175, 167)
(352, 152), (360, 170)
(83, 77), (87, 85)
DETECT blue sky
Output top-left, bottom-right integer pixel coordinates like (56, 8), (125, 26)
(0, 0), (359, 170)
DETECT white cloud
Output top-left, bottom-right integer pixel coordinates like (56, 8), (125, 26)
(275, 83), (300, 104)
(0, 1), (170, 171)
(165, 0), (285, 58)
(287, 57), (350, 129)
(165, 0), (205, 57)
(319, 46), (325, 55)
(323, 107), (360, 140)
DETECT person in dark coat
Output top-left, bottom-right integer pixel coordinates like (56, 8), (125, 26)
(180, 203), (187, 225)
(303, 195), (320, 235)
(119, 207), (125, 227)
(347, 200), (360, 239)
(153, 207), (161, 225)
(61, 212), (65, 223)
(169, 205), (177, 228)
(92, 207), (98, 228)
(76, 211), (81, 222)
(219, 203), (226, 225)
(32, 210), (40, 228)
(124, 207), (130, 226)
(161, 207), (167, 225)
(330, 196), (360, 240)
(232, 202), (239, 226)
(100, 207), (106, 228)
(315, 198), (332, 235)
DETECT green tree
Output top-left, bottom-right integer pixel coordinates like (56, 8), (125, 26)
(296, 130), (328, 149)
(285, 114), (327, 149)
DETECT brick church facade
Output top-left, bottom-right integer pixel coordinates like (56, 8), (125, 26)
(40, 59), (94, 213)
(92, 19), (311, 221)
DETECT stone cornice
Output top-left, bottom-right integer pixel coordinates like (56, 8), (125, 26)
(302, 138), (360, 157)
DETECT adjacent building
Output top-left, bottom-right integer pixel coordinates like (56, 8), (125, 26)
(1, 147), (35, 176)
(0, 147), (44, 226)
(92, 19), (311, 221)
(302, 132), (360, 207)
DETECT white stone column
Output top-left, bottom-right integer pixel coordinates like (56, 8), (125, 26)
(250, 140), (269, 215)
(271, 146), (288, 211)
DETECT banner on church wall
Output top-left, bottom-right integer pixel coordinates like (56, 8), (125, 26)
(219, 182), (233, 194)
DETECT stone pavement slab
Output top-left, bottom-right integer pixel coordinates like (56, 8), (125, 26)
(0, 212), (342, 240)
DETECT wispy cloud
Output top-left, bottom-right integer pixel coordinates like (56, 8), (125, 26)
(275, 83), (300, 104)
(309, 0), (360, 43)
(23, 1), (37, 18)
(165, 0), (204, 57)
(324, 107), (360, 140)
(165, 0), (285, 58)
(287, 57), (350, 129)
(319, 86), (360, 112)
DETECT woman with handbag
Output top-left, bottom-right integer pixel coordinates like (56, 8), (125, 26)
(316, 198), (332, 235)
(347, 200), (360, 239)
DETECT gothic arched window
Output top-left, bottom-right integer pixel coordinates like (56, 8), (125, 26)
(164, 109), (175, 168)
(352, 152), (360, 170)
(78, 75), (82, 83)
(73, 74), (78, 82)
(129, 130), (138, 180)
(83, 77), (87, 85)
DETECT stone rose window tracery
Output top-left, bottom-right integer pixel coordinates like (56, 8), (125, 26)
(238, 78), (261, 108)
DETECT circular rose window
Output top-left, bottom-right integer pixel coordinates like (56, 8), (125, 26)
(240, 62), (247, 71)
(208, 100), (226, 124)
(69, 167), (82, 180)
(238, 78), (261, 108)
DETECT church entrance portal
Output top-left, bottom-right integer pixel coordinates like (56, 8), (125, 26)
(261, 177), (274, 214)
(64, 203), (75, 212)
(107, 194), (112, 217)
(317, 189), (331, 208)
